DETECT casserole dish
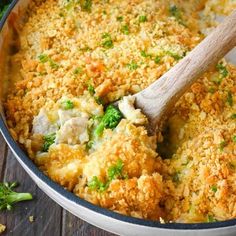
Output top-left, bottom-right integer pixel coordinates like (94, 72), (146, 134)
(0, 1), (236, 235)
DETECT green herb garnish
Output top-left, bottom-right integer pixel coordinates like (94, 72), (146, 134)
(73, 67), (82, 75)
(216, 63), (228, 78)
(219, 141), (227, 151)
(61, 100), (74, 110)
(101, 33), (114, 49)
(227, 91), (233, 107)
(42, 133), (56, 152)
(211, 185), (217, 193)
(127, 61), (138, 70)
(154, 56), (161, 64)
(38, 54), (49, 63)
(79, 0), (92, 12)
(139, 15), (147, 23)
(38, 54), (59, 69)
(166, 50), (183, 60)
(140, 50), (151, 58)
(79, 46), (92, 52)
(208, 87), (215, 94)
(86, 140), (94, 150)
(88, 84), (95, 95)
(207, 215), (217, 222)
(211, 75), (222, 85)
(169, 5), (185, 25)
(94, 96), (104, 105)
(232, 135), (236, 143)
(121, 24), (129, 35)
(87, 176), (109, 192)
(88, 159), (127, 192)
(117, 16), (123, 22)
(0, 182), (33, 211)
(231, 114), (236, 119)
(108, 159), (124, 180)
(172, 172), (180, 183)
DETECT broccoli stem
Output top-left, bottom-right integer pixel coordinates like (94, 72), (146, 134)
(7, 192), (33, 204)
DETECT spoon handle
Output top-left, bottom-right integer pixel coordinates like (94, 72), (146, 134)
(134, 10), (236, 131)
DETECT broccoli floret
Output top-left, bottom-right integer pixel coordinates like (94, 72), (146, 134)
(42, 133), (56, 152)
(94, 105), (123, 137)
(0, 182), (33, 211)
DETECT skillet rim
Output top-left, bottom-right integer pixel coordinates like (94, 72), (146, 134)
(1, 0), (236, 230)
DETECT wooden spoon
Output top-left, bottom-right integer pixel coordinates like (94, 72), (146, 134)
(133, 10), (236, 134)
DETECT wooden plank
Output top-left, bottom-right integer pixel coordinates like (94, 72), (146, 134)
(0, 148), (62, 236)
(62, 209), (116, 236)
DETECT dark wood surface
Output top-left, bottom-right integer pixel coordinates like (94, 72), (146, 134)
(0, 133), (115, 236)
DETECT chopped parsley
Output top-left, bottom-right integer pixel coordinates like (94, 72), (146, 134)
(154, 56), (161, 64)
(169, 5), (185, 25)
(108, 159), (125, 180)
(166, 50), (183, 60)
(211, 185), (217, 193)
(94, 96), (104, 105)
(216, 63), (228, 78)
(87, 176), (108, 192)
(117, 16), (123, 22)
(140, 51), (161, 64)
(38, 54), (59, 69)
(50, 61), (59, 69)
(121, 24), (129, 35)
(219, 141), (227, 151)
(86, 140), (94, 150)
(211, 75), (222, 85)
(101, 33), (113, 49)
(231, 114), (236, 119)
(172, 172), (180, 183)
(88, 84), (95, 95)
(61, 100), (74, 110)
(208, 87), (215, 94)
(127, 61), (138, 70)
(79, 46), (92, 52)
(139, 15), (147, 23)
(42, 133), (56, 152)
(79, 0), (92, 12)
(140, 50), (151, 58)
(88, 159), (127, 192)
(94, 105), (123, 137)
(229, 162), (235, 170)
(73, 67), (82, 75)
(207, 215), (217, 222)
(38, 54), (49, 63)
(232, 135), (236, 143)
(227, 91), (233, 107)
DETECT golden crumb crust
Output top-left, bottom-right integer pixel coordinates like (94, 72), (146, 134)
(4, 0), (236, 223)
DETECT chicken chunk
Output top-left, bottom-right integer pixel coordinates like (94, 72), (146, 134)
(56, 117), (89, 145)
(32, 108), (58, 135)
(118, 96), (147, 125)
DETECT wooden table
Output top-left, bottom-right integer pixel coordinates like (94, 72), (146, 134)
(0, 133), (115, 236)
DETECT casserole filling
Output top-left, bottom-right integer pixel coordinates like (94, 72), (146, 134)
(4, 0), (236, 222)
